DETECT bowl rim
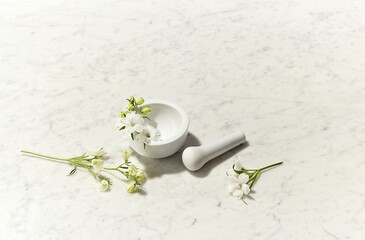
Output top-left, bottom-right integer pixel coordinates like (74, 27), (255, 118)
(143, 99), (189, 146)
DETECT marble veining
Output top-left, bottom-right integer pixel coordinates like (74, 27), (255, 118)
(1, 0), (365, 239)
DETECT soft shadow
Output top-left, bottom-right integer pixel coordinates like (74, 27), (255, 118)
(189, 141), (250, 178)
(136, 188), (147, 196)
(136, 133), (201, 178)
(180, 132), (201, 150)
(246, 190), (256, 201)
(136, 134), (248, 178)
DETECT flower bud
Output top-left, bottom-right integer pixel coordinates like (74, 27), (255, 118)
(140, 106), (151, 115)
(99, 179), (109, 192)
(127, 183), (137, 193)
(129, 96), (135, 103)
(136, 170), (146, 184)
(121, 149), (132, 162)
(127, 165), (137, 177)
(136, 97), (144, 105)
(94, 147), (106, 159)
(128, 103), (134, 111)
(120, 111), (128, 118)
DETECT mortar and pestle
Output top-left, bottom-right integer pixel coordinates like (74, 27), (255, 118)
(129, 100), (246, 171)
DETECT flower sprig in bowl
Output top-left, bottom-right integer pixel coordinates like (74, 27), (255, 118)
(117, 96), (161, 149)
(21, 148), (146, 193)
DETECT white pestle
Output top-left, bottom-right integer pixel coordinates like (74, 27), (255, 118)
(182, 131), (246, 171)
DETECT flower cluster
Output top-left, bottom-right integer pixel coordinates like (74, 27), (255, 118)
(117, 96), (161, 148)
(105, 149), (146, 193)
(227, 158), (283, 202)
(21, 147), (146, 193)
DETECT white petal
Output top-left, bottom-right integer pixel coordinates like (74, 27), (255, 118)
(125, 126), (135, 134)
(148, 126), (161, 141)
(232, 189), (244, 199)
(227, 175), (238, 184)
(135, 116), (145, 125)
(128, 112), (144, 124)
(135, 132), (146, 142)
(233, 161), (243, 171)
(238, 173), (249, 184)
(241, 184), (251, 195)
(226, 167), (238, 177)
(227, 183), (240, 193)
(95, 147), (106, 157)
(125, 111), (135, 120)
(92, 159), (104, 172)
(134, 124), (145, 133)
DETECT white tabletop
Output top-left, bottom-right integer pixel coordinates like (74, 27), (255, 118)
(1, 0), (365, 239)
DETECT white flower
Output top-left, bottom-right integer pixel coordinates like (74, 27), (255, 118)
(227, 175), (240, 193)
(91, 159), (104, 172)
(86, 147), (107, 160)
(238, 173), (249, 184)
(228, 173), (249, 185)
(227, 173), (250, 200)
(226, 166), (238, 177)
(136, 125), (161, 144)
(94, 147), (106, 159)
(232, 189), (244, 199)
(227, 181), (240, 193)
(99, 179), (109, 192)
(119, 111), (145, 134)
(241, 183), (250, 195)
(148, 125), (161, 141)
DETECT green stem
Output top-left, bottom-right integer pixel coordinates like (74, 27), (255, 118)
(247, 171), (258, 184)
(86, 166), (98, 180)
(250, 171), (261, 188)
(21, 150), (91, 169)
(259, 162), (283, 172)
(21, 150), (109, 182)
(70, 159), (91, 168)
(104, 167), (118, 171)
(104, 167), (128, 177)
(21, 150), (70, 162)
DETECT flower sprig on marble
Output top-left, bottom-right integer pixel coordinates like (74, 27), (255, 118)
(117, 96), (161, 148)
(227, 159), (283, 202)
(20, 148), (146, 193)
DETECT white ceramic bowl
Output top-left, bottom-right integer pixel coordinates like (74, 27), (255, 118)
(129, 99), (189, 158)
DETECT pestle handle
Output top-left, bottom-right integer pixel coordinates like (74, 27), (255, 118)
(182, 131), (246, 171)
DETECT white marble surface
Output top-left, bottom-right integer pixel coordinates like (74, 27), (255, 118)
(1, 0), (365, 239)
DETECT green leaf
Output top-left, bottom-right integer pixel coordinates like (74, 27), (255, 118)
(143, 143), (146, 149)
(131, 133), (134, 140)
(68, 167), (77, 176)
(119, 126), (126, 131)
(143, 116), (151, 121)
